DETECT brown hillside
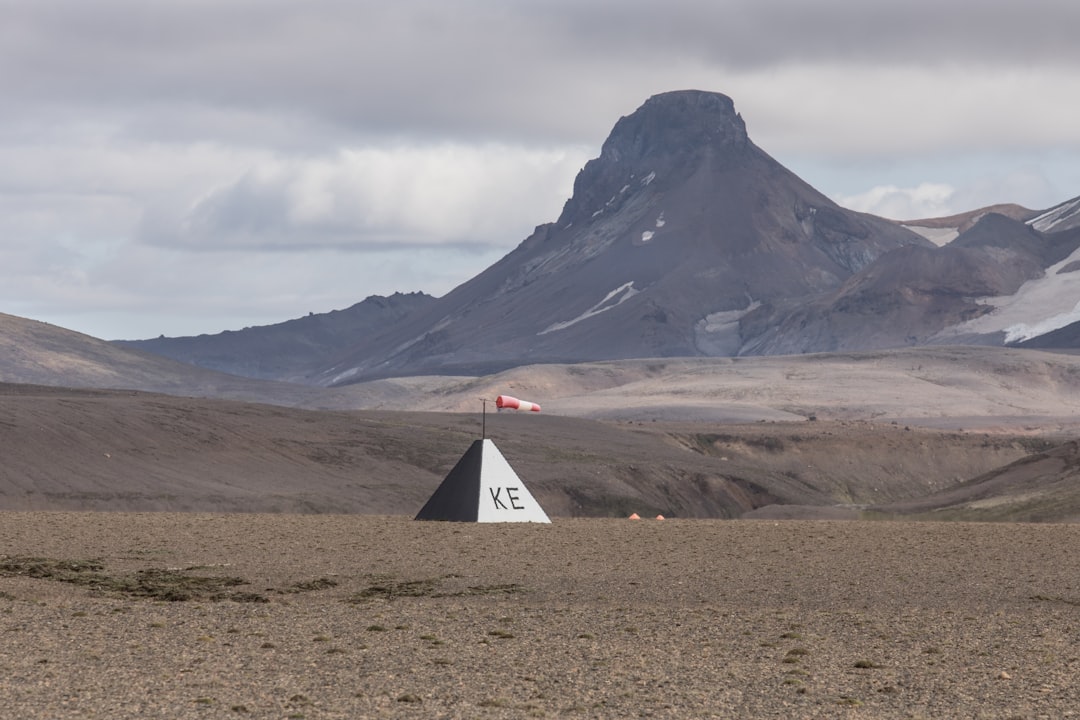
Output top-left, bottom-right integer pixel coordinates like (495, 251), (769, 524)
(870, 440), (1080, 522)
(901, 203), (1037, 232)
(0, 383), (1065, 520)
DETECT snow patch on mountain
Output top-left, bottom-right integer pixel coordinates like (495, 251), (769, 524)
(639, 212), (665, 242)
(944, 245), (1080, 342)
(694, 300), (761, 355)
(328, 365), (360, 385)
(1003, 303), (1080, 343)
(902, 224), (959, 247)
(1029, 197), (1080, 233)
(539, 282), (639, 335)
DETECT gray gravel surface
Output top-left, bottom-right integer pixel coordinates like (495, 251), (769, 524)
(1, 513), (1078, 718)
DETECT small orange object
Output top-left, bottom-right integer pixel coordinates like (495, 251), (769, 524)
(655, 514), (665, 520)
(628, 513), (641, 520)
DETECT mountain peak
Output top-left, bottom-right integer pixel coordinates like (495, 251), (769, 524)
(558, 90), (750, 227)
(602, 90), (748, 164)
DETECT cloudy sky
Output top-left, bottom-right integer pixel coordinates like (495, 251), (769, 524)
(4, 0), (1080, 340)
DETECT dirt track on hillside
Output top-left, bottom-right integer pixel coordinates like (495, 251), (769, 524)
(2, 513), (1078, 719)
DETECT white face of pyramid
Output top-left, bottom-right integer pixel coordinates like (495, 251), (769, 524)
(476, 439), (551, 523)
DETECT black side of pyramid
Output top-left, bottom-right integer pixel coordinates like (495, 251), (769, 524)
(414, 439), (484, 521)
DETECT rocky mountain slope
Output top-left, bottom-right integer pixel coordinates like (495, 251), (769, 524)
(741, 214), (1080, 354)
(116, 291), (434, 382)
(313, 90), (929, 382)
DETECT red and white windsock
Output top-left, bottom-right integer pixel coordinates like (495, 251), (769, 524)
(495, 395), (541, 412)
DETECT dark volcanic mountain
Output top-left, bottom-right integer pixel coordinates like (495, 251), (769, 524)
(741, 213), (1080, 354)
(110, 91), (1080, 380)
(314, 90), (928, 383)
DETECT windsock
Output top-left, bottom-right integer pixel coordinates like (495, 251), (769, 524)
(495, 395), (541, 412)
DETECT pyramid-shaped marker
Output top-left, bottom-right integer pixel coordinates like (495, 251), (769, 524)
(414, 439), (551, 523)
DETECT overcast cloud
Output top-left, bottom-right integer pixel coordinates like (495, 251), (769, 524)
(3, 0), (1080, 339)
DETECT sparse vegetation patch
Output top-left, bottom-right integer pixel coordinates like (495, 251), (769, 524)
(281, 578), (339, 594)
(0, 555), (265, 602)
(1030, 594), (1080, 607)
(346, 575), (523, 603)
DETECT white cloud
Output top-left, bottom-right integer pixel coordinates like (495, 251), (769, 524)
(832, 167), (1069, 221)
(2, 0), (1080, 339)
(715, 64), (1080, 159)
(0, 133), (589, 338)
(833, 183), (957, 220)
(164, 143), (589, 250)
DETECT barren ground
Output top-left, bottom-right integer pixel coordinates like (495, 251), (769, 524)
(3, 382), (1075, 520)
(3, 340), (1080, 717)
(1, 513), (1078, 719)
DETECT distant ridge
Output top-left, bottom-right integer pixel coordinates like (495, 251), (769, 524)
(0, 311), (323, 405)
(116, 291), (434, 382)
(900, 203), (1037, 233)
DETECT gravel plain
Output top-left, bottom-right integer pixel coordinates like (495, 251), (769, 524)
(2, 513), (1078, 719)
